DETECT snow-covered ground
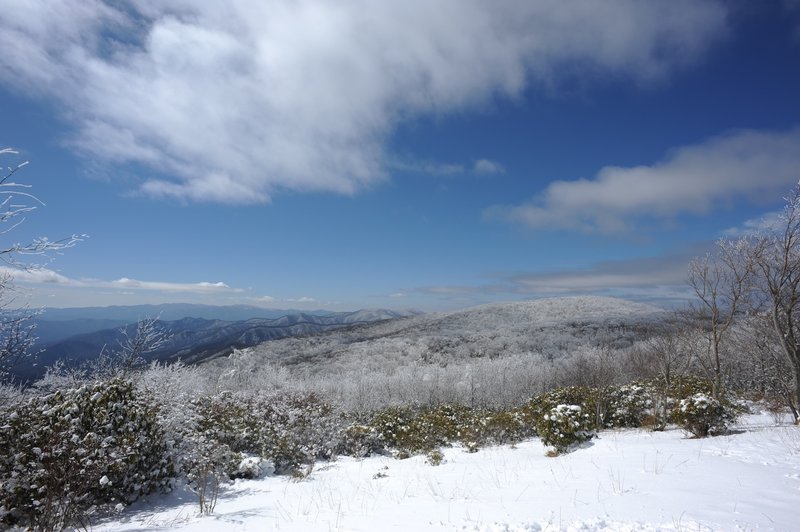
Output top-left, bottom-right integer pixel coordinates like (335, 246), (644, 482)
(95, 412), (800, 532)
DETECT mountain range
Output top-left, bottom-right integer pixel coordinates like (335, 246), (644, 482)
(14, 305), (419, 379)
(202, 296), (666, 379)
(16, 297), (667, 382)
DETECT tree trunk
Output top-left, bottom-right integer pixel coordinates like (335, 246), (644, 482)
(712, 337), (722, 399)
(793, 362), (800, 423)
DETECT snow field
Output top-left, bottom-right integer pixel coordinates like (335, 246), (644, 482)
(95, 412), (800, 531)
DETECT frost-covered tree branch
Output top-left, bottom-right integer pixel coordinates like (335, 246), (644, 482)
(116, 316), (170, 373)
(687, 238), (754, 398)
(747, 181), (800, 422)
(1, 149), (84, 267)
(0, 148), (85, 381)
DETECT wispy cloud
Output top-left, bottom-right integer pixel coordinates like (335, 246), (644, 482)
(722, 210), (784, 237)
(0, 0), (728, 204)
(390, 157), (506, 178)
(111, 277), (241, 293)
(412, 244), (705, 305)
(1, 267), (243, 294)
(505, 254), (695, 296)
(473, 159), (505, 175)
(389, 159), (465, 177)
(487, 128), (800, 234)
(1, 268), (71, 285)
(286, 296), (316, 304)
(417, 284), (508, 296)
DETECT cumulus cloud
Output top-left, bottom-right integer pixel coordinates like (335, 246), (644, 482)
(488, 128), (800, 233)
(0, 0), (728, 203)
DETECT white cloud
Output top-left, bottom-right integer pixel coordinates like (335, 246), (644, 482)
(390, 157), (505, 177)
(1, 267), (242, 294)
(286, 296), (316, 304)
(0, 0), (728, 204)
(0, 267), (71, 284)
(508, 261), (686, 293)
(111, 277), (241, 293)
(488, 128), (800, 233)
(723, 210), (784, 237)
(389, 159), (465, 176)
(413, 246), (702, 306)
(473, 159), (505, 175)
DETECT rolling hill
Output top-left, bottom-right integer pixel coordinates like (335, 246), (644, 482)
(204, 296), (665, 378)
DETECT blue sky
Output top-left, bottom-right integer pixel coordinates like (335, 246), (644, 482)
(1, 0), (800, 311)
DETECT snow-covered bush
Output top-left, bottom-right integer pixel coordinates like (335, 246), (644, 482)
(0, 381), (23, 412)
(0, 378), (171, 530)
(537, 384), (653, 430)
(413, 404), (482, 449)
(425, 449), (445, 466)
(368, 404), (511, 454)
(338, 423), (384, 457)
(191, 392), (260, 457)
(535, 404), (594, 455)
(253, 391), (342, 472)
(481, 409), (536, 445)
(663, 375), (713, 401)
(369, 406), (423, 453)
(179, 434), (235, 516)
(179, 390), (343, 477)
(366, 402), (548, 455)
(235, 455), (273, 479)
(604, 382), (655, 428)
(527, 386), (598, 429)
(672, 393), (736, 437)
(149, 389), (343, 513)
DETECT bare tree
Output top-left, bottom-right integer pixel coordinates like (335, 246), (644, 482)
(0, 148), (83, 380)
(116, 316), (170, 373)
(749, 183), (800, 422)
(627, 323), (695, 428)
(728, 313), (796, 418)
(687, 238), (753, 398)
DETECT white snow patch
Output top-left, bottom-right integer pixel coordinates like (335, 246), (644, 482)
(93, 412), (800, 531)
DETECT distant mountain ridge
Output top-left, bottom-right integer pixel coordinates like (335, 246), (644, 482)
(17, 297), (665, 382)
(38, 303), (334, 322)
(29, 303), (348, 349)
(15, 307), (419, 379)
(205, 296), (665, 377)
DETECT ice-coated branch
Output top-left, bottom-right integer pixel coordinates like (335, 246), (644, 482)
(0, 147), (84, 380)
